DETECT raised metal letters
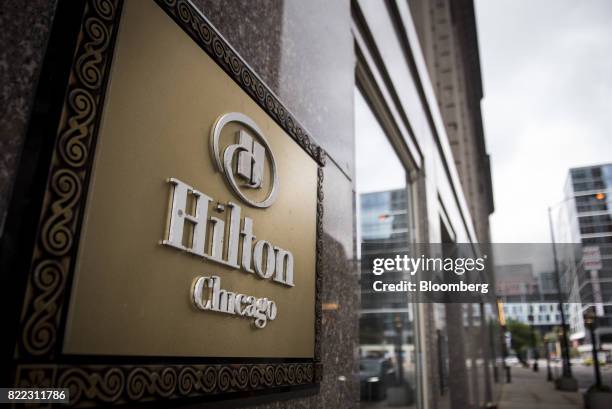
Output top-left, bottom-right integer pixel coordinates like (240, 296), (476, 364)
(162, 178), (295, 287)
(192, 276), (278, 329)
(162, 178), (212, 258)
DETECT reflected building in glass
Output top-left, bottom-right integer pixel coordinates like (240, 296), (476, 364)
(359, 189), (417, 402)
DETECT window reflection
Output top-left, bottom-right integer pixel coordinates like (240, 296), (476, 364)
(355, 88), (417, 408)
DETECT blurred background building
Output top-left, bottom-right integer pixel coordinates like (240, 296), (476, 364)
(358, 189), (417, 403)
(496, 264), (566, 335)
(553, 163), (612, 360)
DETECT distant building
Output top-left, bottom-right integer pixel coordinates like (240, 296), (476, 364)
(496, 264), (566, 333)
(495, 264), (538, 302)
(555, 163), (612, 355)
(501, 302), (567, 333)
(564, 164), (612, 245)
(537, 271), (559, 301)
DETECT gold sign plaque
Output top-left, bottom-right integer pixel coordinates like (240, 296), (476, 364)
(12, 0), (324, 404)
(62, 0), (318, 358)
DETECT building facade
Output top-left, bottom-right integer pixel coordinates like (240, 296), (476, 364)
(1, 1), (497, 408)
(501, 302), (564, 330)
(496, 264), (566, 339)
(555, 163), (612, 356)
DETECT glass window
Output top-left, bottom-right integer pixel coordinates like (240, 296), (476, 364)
(356, 88), (417, 407)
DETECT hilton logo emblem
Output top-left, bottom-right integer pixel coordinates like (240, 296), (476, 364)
(211, 112), (279, 208)
(161, 113), (292, 328)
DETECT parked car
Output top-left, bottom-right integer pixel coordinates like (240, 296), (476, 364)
(359, 358), (395, 401)
(505, 355), (520, 366)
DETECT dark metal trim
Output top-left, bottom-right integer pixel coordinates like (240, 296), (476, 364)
(11, 0), (324, 405)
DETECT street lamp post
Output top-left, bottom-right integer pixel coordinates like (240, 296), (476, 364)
(394, 314), (404, 386)
(547, 204), (578, 391)
(546, 340), (553, 381)
(555, 327), (564, 378)
(497, 299), (511, 383)
(583, 307), (602, 390)
(527, 314), (539, 372)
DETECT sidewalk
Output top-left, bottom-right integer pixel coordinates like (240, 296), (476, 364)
(499, 367), (582, 409)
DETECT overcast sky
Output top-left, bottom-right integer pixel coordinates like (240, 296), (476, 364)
(475, 0), (612, 243)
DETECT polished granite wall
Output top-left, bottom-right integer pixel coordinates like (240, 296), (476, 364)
(2, 0), (359, 407)
(192, 0), (355, 179)
(0, 0), (58, 235)
(190, 1), (359, 407)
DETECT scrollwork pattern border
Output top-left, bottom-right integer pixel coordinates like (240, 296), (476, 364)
(14, 0), (323, 406)
(16, 362), (314, 406)
(18, 0), (123, 360)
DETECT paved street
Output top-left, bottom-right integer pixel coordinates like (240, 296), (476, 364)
(568, 362), (612, 392)
(361, 363), (605, 409)
(499, 366), (582, 409)
(546, 359), (612, 392)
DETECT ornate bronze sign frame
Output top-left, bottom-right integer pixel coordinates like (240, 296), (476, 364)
(6, 0), (325, 406)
